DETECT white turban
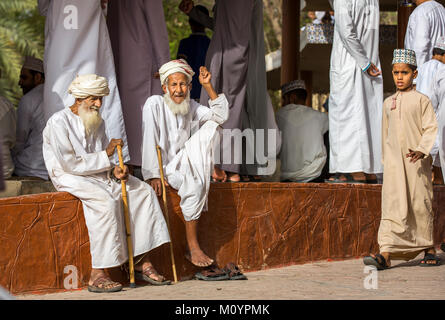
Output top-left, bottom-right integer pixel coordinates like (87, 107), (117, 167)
(159, 59), (195, 85)
(68, 74), (110, 98)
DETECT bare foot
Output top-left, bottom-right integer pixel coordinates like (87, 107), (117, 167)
(212, 166), (227, 182)
(186, 248), (214, 267)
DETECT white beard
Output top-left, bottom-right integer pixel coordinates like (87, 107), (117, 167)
(78, 103), (103, 137)
(163, 89), (191, 115)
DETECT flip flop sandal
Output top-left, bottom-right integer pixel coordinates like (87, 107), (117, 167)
(223, 262), (247, 280)
(88, 276), (123, 293)
(440, 243), (445, 253)
(135, 266), (171, 285)
(419, 253), (441, 267)
(195, 266), (229, 281)
(363, 254), (390, 270)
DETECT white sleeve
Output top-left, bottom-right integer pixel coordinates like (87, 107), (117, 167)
(194, 94), (229, 126)
(141, 102), (161, 180)
(404, 12), (430, 67)
(334, 0), (372, 71)
(433, 70), (445, 113)
(46, 121), (112, 176)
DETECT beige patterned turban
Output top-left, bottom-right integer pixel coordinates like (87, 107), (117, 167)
(159, 59), (195, 85)
(68, 74), (110, 98)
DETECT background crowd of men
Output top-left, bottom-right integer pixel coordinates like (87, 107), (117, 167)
(2, 0), (445, 187)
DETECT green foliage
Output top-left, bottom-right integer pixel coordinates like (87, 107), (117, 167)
(0, 0), (45, 106)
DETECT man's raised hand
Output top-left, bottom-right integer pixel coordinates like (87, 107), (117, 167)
(199, 66), (212, 86)
(199, 66), (218, 100)
(106, 139), (123, 157)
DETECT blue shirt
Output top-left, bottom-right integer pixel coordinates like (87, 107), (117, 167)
(177, 33), (211, 100)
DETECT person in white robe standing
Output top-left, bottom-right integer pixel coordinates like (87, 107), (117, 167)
(405, 0), (445, 68)
(416, 37), (445, 184)
(38, 0), (130, 163)
(142, 59), (229, 268)
(12, 57), (48, 180)
(107, 0), (170, 167)
(327, 0), (383, 184)
(276, 80), (329, 183)
(43, 74), (171, 293)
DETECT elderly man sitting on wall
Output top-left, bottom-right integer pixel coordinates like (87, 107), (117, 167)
(43, 74), (171, 293)
(141, 59), (229, 268)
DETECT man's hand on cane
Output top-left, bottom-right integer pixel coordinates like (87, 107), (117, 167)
(114, 165), (129, 182)
(149, 178), (169, 197)
(106, 139), (123, 157)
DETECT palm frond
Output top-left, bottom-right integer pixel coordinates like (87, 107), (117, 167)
(0, 0), (44, 105)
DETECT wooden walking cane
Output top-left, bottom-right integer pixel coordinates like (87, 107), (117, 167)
(156, 145), (178, 283)
(116, 145), (136, 288)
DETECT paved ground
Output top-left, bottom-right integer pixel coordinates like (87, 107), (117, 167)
(16, 251), (445, 300)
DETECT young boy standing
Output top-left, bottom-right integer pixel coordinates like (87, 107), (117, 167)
(364, 49), (440, 269)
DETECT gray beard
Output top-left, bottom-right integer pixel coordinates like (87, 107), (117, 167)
(163, 90), (191, 115)
(78, 103), (103, 137)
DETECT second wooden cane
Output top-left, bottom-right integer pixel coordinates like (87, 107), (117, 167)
(156, 145), (178, 283)
(116, 145), (136, 288)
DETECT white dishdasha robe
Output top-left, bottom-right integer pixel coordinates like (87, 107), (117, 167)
(141, 94), (228, 221)
(42, 108), (170, 268)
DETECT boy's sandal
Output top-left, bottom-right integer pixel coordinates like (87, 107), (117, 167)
(363, 253), (390, 270)
(87, 276), (123, 293)
(419, 253), (441, 267)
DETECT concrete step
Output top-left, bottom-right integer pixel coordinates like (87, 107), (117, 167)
(0, 179), (56, 199)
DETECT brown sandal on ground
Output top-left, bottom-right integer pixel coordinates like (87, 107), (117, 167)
(87, 276), (123, 293)
(135, 265), (171, 286)
(195, 265), (229, 281)
(223, 262), (248, 280)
